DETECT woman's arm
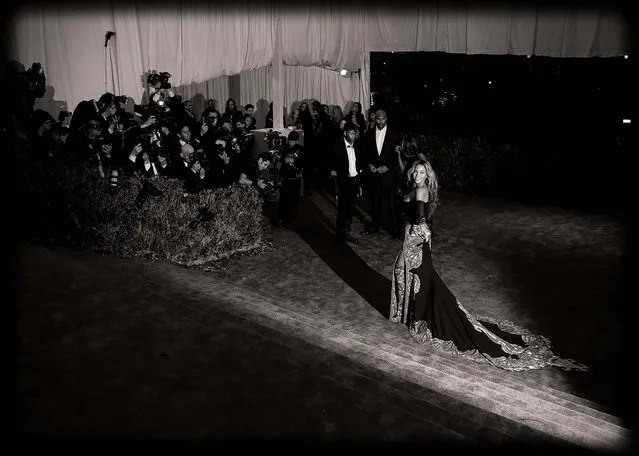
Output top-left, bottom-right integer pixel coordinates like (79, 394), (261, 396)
(395, 145), (406, 173)
(409, 187), (432, 243)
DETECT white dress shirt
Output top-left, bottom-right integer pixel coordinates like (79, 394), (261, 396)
(143, 159), (158, 175)
(344, 139), (358, 177)
(375, 125), (387, 156)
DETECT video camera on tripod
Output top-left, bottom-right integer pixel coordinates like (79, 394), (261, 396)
(147, 71), (172, 90)
(14, 62), (47, 102)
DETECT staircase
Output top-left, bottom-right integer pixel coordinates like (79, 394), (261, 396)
(164, 270), (634, 451)
(16, 189), (634, 449)
(165, 190), (635, 451)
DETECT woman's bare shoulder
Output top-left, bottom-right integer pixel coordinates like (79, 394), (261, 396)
(415, 186), (429, 202)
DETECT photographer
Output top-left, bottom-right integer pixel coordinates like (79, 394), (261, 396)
(24, 109), (56, 162)
(147, 72), (174, 115)
(182, 144), (207, 195)
(177, 98), (198, 138)
(278, 131), (304, 228)
(197, 108), (222, 153)
(239, 152), (273, 192)
(69, 92), (118, 134)
(63, 119), (114, 179)
(206, 138), (235, 189)
(113, 113), (159, 167)
(125, 132), (172, 179)
(109, 111), (139, 166)
(4, 61), (47, 146)
(156, 120), (182, 167)
(170, 138), (205, 183)
(236, 114), (256, 153)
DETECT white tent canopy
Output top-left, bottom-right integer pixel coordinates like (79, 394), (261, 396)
(3, 2), (629, 127)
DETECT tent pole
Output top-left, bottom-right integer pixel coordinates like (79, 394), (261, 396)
(272, 9), (284, 130)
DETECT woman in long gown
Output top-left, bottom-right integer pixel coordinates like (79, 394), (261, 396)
(390, 159), (588, 371)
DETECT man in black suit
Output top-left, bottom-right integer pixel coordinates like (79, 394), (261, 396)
(69, 92), (117, 133)
(361, 109), (401, 239)
(330, 122), (364, 244)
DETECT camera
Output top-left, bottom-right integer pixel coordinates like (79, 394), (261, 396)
(16, 62), (46, 100)
(147, 72), (159, 87)
(158, 72), (171, 89)
(269, 136), (284, 149)
(58, 110), (71, 123)
(137, 129), (165, 159)
(229, 136), (241, 152)
(147, 71), (172, 89)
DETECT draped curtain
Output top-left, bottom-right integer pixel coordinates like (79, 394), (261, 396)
(172, 64), (361, 127)
(4, 2), (629, 118)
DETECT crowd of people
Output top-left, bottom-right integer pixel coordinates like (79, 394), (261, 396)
(5, 66), (431, 242)
(4, 61), (588, 372)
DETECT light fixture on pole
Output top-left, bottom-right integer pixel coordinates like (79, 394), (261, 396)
(104, 31), (116, 93)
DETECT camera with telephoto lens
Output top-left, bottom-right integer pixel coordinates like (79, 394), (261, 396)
(58, 110), (71, 123)
(189, 149), (206, 165)
(158, 72), (171, 89)
(15, 62), (47, 101)
(136, 128), (167, 160)
(269, 135), (284, 150)
(147, 71), (172, 89)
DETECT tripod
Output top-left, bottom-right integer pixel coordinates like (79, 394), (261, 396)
(104, 31), (116, 94)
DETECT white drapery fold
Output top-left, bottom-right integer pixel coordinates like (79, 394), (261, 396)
(5, 3), (629, 114)
(8, 2), (275, 112)
(172, 64), (361, 126)
(281, 7), (366, 72)
(110, 1), (274, 106)
(362, 5), (627, 56)
(283, 65), (361, 118)
(171, 75), (233, 120)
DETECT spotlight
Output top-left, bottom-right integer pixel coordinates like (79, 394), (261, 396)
(622, 119), (631, 124)
(339, 69), (351, 77)
(488, 80), (492, 85)
(624, 55), (628, 59)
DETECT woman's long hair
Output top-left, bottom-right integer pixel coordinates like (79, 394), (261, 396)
(224, 98), (239, 115)
(406, 159), (439, 218)
(398, 133), (419, 161)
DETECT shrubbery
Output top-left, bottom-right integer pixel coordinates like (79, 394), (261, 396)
(419, 134), (530, 195)
(17, 160), (267, 267)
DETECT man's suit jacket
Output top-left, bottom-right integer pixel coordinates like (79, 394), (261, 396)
(332, 138), (364, 181)
(69, 99), (102, 132)
(363, 126), (400, 189)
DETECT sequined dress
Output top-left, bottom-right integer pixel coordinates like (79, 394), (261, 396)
(390, 200), (587, 371)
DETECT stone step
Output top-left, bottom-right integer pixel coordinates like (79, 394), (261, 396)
(172, 286), (568, 447)
(215, 279), (616, 416)
(305, 193), (623, 412)
(183, 277), (634, 452)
